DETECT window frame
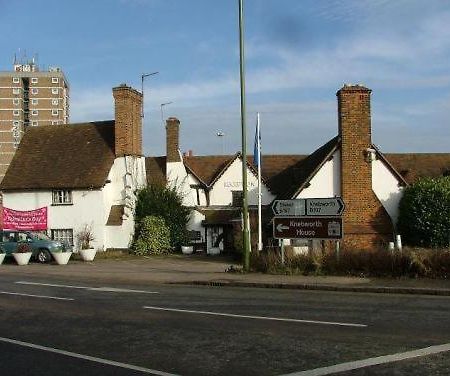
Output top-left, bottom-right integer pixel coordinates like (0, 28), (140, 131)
(31, 77), (38, 84)
(13, 110), (20, 117)
(51, 88), (59, 95)
(51, 229), (74, 246)
(52, 109), (59, 116)
(12, 88), (20, 95)
(31, 110), (38, 116)
(51, 77), (59, 84)
(52, 190), (73, 205)
(12, 77), (20, 84)
(31, 88), (38, 95)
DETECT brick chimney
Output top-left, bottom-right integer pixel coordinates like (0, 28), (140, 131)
(112, 84), (143, 157)
(337, 84), (393, 249)
(166, 117), (181, 162)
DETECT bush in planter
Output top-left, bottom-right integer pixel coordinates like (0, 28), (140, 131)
(16, 243), (33, 253)
(132, 216), (171, 256)
(77, 224), (95, 249)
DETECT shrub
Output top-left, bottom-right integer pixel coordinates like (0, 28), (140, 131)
(250, 246), (450, 279)
(398, 176), (450, 248)
(135, 184), (190, 250)
(132, 216), (171, 256)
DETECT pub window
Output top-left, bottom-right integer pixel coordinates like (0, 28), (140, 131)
(31, 88), (38, 95)
(12, 88), (20, 94)
(52, 88), (59, 95)
(232, 190), (243, 207)
(51, 229), (73, 246)
(13, 98), (20, 105)
(52, 190), (72, 205)
(31, 77), (38, 84)
(52, 77), (59, 84)
(12, 77), (20, 84)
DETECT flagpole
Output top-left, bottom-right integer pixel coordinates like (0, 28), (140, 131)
(257, 113), (263, 251)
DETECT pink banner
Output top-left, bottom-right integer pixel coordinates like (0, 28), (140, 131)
(3, 207), (48, 231)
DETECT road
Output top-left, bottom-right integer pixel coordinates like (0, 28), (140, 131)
(0, 273), (449, 375)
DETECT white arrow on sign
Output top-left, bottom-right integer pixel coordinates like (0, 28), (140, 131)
(276, 223), (289, 232)
(306, 197), (345, 216)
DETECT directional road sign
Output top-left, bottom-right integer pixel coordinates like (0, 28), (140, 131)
(272, 200), (306, 216)
(273, 217), (343, 239)
(272, 197), (345, 217)
(306, 197), (345, 216)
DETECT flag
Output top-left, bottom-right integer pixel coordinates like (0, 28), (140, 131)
(253, 113), (261, 168)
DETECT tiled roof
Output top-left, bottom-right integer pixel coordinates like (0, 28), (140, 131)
(0, 121), (115, 191)
(385, 153), (450, 184)
(145, 139), (450, 197)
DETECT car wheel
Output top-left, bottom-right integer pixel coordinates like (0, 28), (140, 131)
(37, 249), (52, 264)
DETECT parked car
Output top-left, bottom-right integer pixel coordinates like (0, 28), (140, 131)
(0, 230), (66, 263)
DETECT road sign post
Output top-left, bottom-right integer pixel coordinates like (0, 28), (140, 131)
(273, 217), (343, 240)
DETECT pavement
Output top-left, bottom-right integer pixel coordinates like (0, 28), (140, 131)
(1, 253), (450, 296)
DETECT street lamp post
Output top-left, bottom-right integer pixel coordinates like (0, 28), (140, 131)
(160, 102), (173, 127)
(141, 72), (159, 118)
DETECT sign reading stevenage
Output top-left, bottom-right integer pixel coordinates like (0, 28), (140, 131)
(3, 207), (48, 231)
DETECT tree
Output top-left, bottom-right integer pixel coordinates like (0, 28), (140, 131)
(398, 176), (450, 247)
(135, 184), (191, 250)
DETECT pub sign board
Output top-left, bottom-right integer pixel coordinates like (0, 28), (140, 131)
(273, 216), (343, 240)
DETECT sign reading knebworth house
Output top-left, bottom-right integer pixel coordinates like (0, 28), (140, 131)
(3, 207), (48, 231)
(273, 217), (343, 240)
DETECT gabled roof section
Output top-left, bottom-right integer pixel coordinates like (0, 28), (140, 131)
(269, 136), (339, 199)
(183, 155), (234, 187)
(1, 121), (116, 191)
(372, 145), (408, 187)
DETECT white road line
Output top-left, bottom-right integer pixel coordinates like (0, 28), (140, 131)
(16, 281), (159, 294)
(16, 281), (88, 289)
(0, 336), (179, 376)
(281, 342), (450, 376)
(0, 291), (74, 301)
(142, 306), (367, 328)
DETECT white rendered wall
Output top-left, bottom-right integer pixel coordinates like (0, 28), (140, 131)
(166, 154), (198, 207)
(372, 158), (404, 227)
(103, 156), (147, 249)
(209, 158), (275, 206)
(296, 150), (341, 199)
(3, 190), (106, 250)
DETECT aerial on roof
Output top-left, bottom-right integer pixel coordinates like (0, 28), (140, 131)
(0, 121), (115, 191)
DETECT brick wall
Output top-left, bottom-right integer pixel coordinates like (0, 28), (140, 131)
(112, 84), (143, 157)
(337, 84), (393, 249)
(166, 117), (181, 163)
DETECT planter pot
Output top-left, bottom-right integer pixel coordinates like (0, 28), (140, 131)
(0, 253), (5, 265)
(207, 247), (220, 255)
(51, 251), (72, 265)
(80, 248), (96, 262)
(181, 246), (194, 255)
(13, 252), (32, 266)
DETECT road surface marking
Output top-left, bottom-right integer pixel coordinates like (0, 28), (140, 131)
(0, 291), (74, 301)
(16, 281), (159, 294)
(142, 306), (366, 327)
(281, 342), (450, 376)
(0, 336), (179, 376)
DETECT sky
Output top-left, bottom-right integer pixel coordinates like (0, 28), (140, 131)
(1, 0), (450, 156)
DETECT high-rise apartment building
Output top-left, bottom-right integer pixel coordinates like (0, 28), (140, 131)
(0, 59), (69, 180)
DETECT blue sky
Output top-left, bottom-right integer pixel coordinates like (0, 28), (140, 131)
(1, 0), (450, 156)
